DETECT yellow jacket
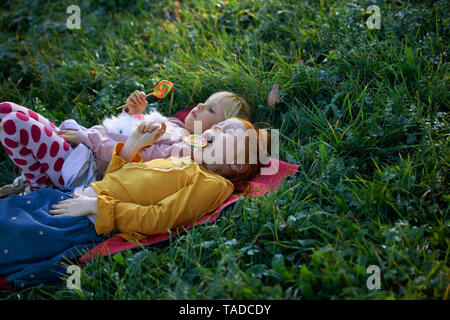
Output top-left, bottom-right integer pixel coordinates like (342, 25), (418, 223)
(91, 142), (234, 242)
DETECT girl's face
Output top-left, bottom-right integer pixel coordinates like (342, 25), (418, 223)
(195, 118), (249, 177)
(184, 93), (227, 133)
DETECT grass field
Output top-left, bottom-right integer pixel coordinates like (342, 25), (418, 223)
(0, 0), (448, 299)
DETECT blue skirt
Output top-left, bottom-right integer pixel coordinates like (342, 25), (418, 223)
(0, 187), (103, 289)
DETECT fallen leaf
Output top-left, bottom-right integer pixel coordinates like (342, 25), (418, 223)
(267, 83), (281, 109)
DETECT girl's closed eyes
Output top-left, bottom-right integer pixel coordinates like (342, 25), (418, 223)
(207, 102), (216, 114)
(184, 91), (251, 133)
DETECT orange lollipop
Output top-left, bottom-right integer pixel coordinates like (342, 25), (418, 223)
(116, 80), (174, 109)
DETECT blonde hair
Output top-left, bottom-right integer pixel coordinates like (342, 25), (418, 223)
(212, 91), (251, 121)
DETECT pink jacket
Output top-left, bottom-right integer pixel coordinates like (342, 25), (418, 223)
(75, 117), (189, 179)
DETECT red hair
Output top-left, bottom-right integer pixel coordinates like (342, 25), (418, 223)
(227, 118), (271, 197)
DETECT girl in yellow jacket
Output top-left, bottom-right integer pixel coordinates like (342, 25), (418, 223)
(48, 117), (269, 242)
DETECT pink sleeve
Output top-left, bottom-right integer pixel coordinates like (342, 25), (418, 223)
(167, 116), (186, 129)
(138, 143), (182, 161)
(76, 126), (124, 163)
(76, 126), (127, 177)
(76, 128), (97, 150)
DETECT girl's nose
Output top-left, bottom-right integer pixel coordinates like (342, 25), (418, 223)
(197, 103), (204, 111)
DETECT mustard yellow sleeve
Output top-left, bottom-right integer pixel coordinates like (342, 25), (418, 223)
(94, 177), (233, 241)
(103, 142), (143, 176)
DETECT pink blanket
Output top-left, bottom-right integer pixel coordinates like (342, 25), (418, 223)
(80, 158), (299, 263)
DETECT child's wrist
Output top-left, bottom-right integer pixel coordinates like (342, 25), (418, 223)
(90, 197), (98, 215)
(124, 107), (145, 115)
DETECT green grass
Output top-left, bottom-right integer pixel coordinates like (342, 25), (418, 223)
(0, 0), (448, 299)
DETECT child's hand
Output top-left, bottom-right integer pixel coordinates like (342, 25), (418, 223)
(120, 122), (166, 161)
(49, 193), (97, 217)
(57, 130), (79, 146)
(130, 121), (166, 148)
(133, 122), (166, 149)
(125, 90), (148, 115)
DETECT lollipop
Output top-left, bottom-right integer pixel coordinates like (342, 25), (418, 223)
(183, 134), (208, 148)
(116, 80), (174, 109)
(151, 80), (173, 99)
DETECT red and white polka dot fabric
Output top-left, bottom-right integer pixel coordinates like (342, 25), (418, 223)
(0, 102), (72, 190)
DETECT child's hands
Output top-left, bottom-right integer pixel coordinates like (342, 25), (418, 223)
(57, 130), (79, 146)
(120, 122), (166, 161)
(49, 192), (97, 217)
(125, 90), (148, 115)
